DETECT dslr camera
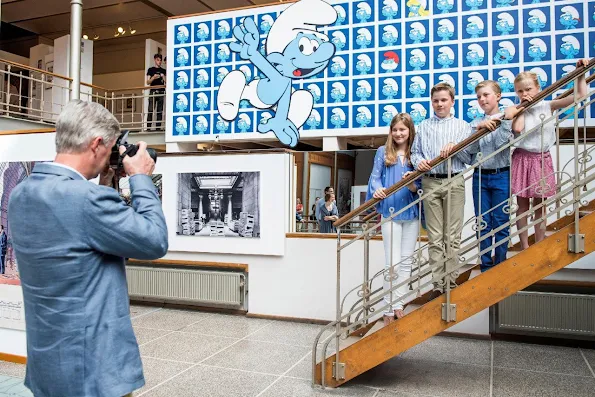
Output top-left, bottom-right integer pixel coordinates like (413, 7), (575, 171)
(109, 131), (157, 172)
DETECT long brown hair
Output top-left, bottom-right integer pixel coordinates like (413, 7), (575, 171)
(385, 113), (415, 166)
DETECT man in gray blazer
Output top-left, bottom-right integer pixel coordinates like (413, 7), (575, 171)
(8, 100), (168, 397)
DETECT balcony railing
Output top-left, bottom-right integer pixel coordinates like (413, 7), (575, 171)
(0, 58), (165, 132)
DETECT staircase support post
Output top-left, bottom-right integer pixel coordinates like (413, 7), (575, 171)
(569, 79), (585, 254)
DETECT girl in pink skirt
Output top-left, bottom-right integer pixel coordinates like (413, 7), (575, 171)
(511, 59), (588, 249)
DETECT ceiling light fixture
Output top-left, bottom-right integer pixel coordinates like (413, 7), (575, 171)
(93, 34), (99, 40)
(129, 24), (136, 34)
(117, 26), (124, 33)
(82, 34), (88, 40)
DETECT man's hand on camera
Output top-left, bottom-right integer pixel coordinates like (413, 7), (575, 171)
(119, 141), (155, 177)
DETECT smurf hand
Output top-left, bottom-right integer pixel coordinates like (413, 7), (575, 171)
(230, 17), (259, 60)
(257, 116), (299, 148)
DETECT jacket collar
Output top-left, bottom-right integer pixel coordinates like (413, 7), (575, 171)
(33, 162), (87, 181)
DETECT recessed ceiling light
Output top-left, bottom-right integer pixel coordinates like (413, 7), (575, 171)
(117, 26), (124, 33)
(82, 34), (88, 40)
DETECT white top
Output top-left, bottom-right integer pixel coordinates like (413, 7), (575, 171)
(515, 100), (555, 153)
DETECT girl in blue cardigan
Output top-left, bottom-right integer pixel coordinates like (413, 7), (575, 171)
(366, 113), (421, 325)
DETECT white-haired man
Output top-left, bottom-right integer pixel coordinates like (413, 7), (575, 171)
(8, 100), (168, 397)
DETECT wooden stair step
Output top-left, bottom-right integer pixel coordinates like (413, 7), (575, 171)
(315, 211), (595, 388)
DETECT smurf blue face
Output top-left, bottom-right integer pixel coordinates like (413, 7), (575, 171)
(382, 4), (399, 18)
(217, 48), (230, 62)
(217, 25), (230, 39)
(528, 46), (546, 60)
(495, 48), (513, 63)
(559, 13), (577, 28)
(466, 23), (482, 37)
(465, 0), (483, 10)
(176, 98), (188, 112)
(382, 84), (397, 98)
(237, 119), (250, 132)
(332, 36), (346, 50)
(467, 107), (480, 120)
(195, 96), (207, 110)
(438, 53), (453, 67)
(176, 74), (188, 89)
(175, 120), (188, 134)
(356, 7), (372, 22)
(272, 33), (335, 79)
(177, 29), (189, 44)
(260, 20), (272, 33)
(527, 17), (544, 32)
(409, 55), (425, 69)
(409, 5), (420, 16)
(497, 77), (513, 92)
(467, 50), (482, 64)
(437, 0), (453, 13)
(330, 61), (346, 77)
(496, 20), (513, 34)
(330, 113), (346, 127)
(216, 118), (229, 133)
(437, 26), (453, 40)
(409, 29), (425, 43)
(195, 120), (208, 134)
(560, 42), (578, 58)
(382, 111), (394, 125)
(467, 78), (479, 92)
(410, 109), (425, 124)
(382, 31), (398, 46)
(410, 83), (424, 97)
(356, 86), (371, 100)
(356, 111), (371, 127)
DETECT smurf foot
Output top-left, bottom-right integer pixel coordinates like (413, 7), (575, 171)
(257, 116), (299, 147)
(217, 70), (246, 121)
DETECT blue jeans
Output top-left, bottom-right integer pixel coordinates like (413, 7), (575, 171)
(472, 169), (510, 272)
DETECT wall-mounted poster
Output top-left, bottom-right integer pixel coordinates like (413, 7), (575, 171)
(176, 172), (261, 238)
(167, 0), (594, 146)
(0, 162), (37, 286)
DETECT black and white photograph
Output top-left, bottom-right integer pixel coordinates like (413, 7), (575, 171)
(177, 172), (260, 238)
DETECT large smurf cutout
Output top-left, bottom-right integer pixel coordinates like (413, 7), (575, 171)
(216, 0), (337, 147)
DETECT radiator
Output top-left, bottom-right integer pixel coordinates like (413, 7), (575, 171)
(126, 266), (246, 308)
(497, 291), (595, 337)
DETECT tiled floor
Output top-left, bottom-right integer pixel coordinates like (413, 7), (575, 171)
(0, 305), (594, 396)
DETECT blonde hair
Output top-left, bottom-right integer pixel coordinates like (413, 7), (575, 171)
(431, 82), (455, 100)
(475, 80), (502, 96)
(514, 72), (540, 89)
(385, 113), (415, 167)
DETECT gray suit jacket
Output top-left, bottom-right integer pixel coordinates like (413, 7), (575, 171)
(8, 162), (168, 397)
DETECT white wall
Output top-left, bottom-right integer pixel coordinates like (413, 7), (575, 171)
(93, 70), (145, 90)
(309, 163), (331, 210)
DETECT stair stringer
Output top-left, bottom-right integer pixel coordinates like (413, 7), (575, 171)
(315, 211), (595, 388)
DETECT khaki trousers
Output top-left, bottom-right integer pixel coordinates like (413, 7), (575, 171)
(421, 175), (466, 290)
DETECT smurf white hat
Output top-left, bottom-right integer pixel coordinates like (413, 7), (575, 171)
(383, 78), (399, 90)
(410, 49), (426, 62)
(357, 54), (372, 67)
(439, 46), (455, 60)
(411, 103), (427, 116)
(218, 44), (230, 54)
(383, 0), (399, 12)
(332, 107), (346, 119)
(262, 15), (274, 24)
(562, 35), (580, 50)
(266, 0), (337, 54)
(332, 82), (346, 94)
(197, 46), (209, 56)
(467, 16), (484, 29)
(528, 9), (547, 23)
(561, 5), (580, 20)
(239, 113), (251, 124)
(196, 115), (208, 125)
(197, 69), (208, 79)
(334, 5), (346, 18)
(562, 65), (575, 74)
(196, 92), (208, 102)
(218, 20), (230, 29)
(177, 71), (188, 80)
(177, 26), (189, 36)
(528, 38), (547, 52)
(357, 80), (372, 92)
(438, 19), (455, 32)
(468, 44), (485, 58)
(357, 106), (372, 119)
(332, 31), (346, 42)
(357, 28), (372, 41)
(383, 25), (398, 37)
(331, 56), (346, 68)
(383, 105), (398, 115)
(410, 22), (426, 35)
(411, 76), (426, 89)
(357, 2), (372, 14)
(530, 67), (548, 83)
(498, 69), (515, 82)
(178, 48), (189, 58)
(197, 23), (209, 34)
(177, 94), (188, 105)
(309, 109), (321, 121)
(176, 117), (188, 128)
(307, 84), (321, 96)
(497, 12), (515, 26)
(468, 72), (484, 82)
(498, 41), (516, 57)
(438, 74), (455, 88)
(217, 67), (229, 75)
(239, 65), (252, 79)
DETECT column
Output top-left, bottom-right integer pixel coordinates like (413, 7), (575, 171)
(198, 195), (203, 219)
(227, 194), (233, 225)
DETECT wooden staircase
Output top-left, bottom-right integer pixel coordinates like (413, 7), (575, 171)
(315, 211), (595, 387)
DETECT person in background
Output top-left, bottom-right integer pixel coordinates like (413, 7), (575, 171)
(0, 225), (7, 275)
(316, 186), (335, 222)
(146, 53), (166, 131)
(296, 198), (304, 222)
(8, 100), (168, 397)
(367, 113), (420, 325)
(511, 59), (588, 249)
(319, 193), (338, 233)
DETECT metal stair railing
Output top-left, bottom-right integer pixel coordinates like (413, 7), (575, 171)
(0, 58), (165, 132)
(313, 59), (595, 388)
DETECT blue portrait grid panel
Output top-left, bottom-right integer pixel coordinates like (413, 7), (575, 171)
(169, 0), (594, 139)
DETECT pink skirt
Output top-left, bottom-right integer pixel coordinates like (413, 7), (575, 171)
(511, 149), (556, 198)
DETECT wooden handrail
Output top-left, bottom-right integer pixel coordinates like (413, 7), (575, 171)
(0, 57), (165, 95)
(335, 57), (595, 228)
